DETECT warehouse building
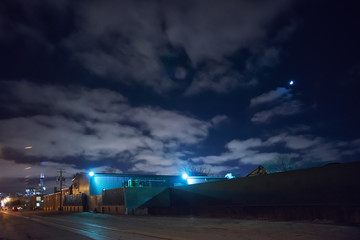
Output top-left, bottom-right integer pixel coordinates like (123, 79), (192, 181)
(43, 162), (360, 224)
(44, 172), (226, 213)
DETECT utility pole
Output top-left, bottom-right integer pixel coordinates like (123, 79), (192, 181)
(57, 169), (65, 211)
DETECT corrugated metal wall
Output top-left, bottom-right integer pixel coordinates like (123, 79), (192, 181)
(43, 192), (61, 211)
(102, 188), (125, 206)
(63, 194), (83, 206)
(89, 174), (185, 195)
(90, 175), (126, 195)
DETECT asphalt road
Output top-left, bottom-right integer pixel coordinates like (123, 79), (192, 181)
(1, 210), (360, 240)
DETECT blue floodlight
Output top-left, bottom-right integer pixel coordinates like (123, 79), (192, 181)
(289, 80), (294, 85)
(182, 173), (189, 180)
(225, 173), (235, 179)
(89, 171), (94, 177)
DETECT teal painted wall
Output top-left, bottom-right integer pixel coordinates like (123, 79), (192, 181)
(124, 187), (169, 213)
(90, 175), (127, 195)
(89, 174), (187, 195)
(126, 161), (360, 209)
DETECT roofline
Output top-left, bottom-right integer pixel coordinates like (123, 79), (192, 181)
(83, 172), (224, 178)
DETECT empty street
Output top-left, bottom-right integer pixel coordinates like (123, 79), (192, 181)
(1, 211), (360, 240)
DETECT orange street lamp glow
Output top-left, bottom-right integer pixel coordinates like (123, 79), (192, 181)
(25, 146), (33, 149)
(25, 166), (32, 170)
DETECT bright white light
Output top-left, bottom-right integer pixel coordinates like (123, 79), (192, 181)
(187, 178), (196, 185)
(289, 80), (294, 85)
(89, 171), (94, 177)
(225, 173), (235, 179)
(182, 173), (188, 180)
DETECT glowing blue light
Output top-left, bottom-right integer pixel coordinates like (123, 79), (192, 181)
(289, 80), (294, 85)
(89, 171), (94, 177)
(225, 173), (235, 179)
(182, 173), (189, 180)
(187, 178), (196, 184)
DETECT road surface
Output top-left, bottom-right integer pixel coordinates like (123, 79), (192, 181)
(1, 210), (359, 240)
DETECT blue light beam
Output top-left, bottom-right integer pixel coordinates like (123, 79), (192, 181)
(182, 173), (189, 180)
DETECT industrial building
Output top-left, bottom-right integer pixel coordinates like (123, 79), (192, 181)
(43, 172), (226, 213)
(43, 161), (360, 224)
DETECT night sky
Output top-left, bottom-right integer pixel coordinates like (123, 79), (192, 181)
(0, 0), (359, 194)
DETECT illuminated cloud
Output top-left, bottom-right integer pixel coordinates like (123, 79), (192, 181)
(250, 88), (291, 107)
(0, 81), (223, 176)
(251, 101), (301, 123)
(191, 132), (360, 168)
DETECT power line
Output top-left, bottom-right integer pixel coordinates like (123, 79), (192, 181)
(56, 168), (65, 211)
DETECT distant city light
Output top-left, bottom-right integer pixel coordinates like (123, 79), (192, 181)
(89, 171), (94, 177)
(25, 146), (33, 149)
(289, 80), (294, 85)
(182, 173), (189, 180)
(25, 166), (32, 170)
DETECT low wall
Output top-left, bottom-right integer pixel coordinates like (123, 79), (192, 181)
(63, 206), (84, 212)
(124, 187), (169, 214)
(101, 205), (126, 214)
(170, 162), (360, 207)
(141, 161), (360, 223)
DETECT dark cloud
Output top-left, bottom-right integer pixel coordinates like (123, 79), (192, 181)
(0, 0), (72, 46)
(0, 0), (296, 95)
(184, 60), (257, 95)
(60, 0), (294, 94)
(251, 100), (302, 123)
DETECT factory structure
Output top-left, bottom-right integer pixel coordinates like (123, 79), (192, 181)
(42, 161), (360, 224)
(43, 172), (226, 214)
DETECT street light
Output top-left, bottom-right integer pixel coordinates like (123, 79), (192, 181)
(182, 173), (189, 180)
(89, 171), (94, 177)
